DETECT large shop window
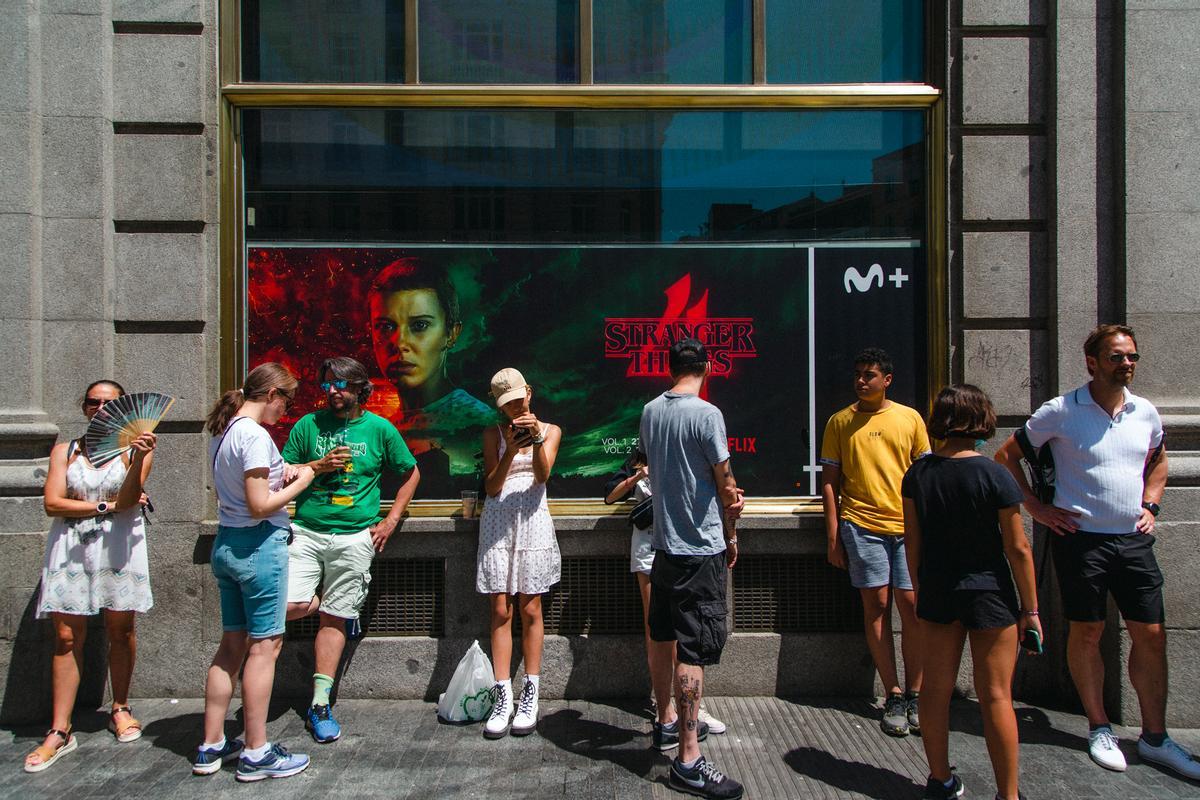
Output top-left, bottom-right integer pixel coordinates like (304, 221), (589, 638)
(242, 108), (928, 501)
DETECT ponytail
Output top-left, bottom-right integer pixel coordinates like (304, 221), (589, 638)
(205, 388), (246, 436)
(205, 362), (298, 436)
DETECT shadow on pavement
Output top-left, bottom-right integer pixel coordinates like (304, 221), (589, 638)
(783, 745), (923, 799)
(538, 704), (660, 781)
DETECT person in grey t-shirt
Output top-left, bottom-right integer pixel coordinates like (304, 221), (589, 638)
(639, 338), (745, 800)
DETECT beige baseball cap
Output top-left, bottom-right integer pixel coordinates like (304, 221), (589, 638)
(490, 367), (528, 407)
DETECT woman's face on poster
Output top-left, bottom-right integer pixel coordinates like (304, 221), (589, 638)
(370, 287), (458, 391)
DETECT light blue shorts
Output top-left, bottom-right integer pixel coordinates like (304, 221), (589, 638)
(839, 519), (912, 591)
(212, 521), (290, 638)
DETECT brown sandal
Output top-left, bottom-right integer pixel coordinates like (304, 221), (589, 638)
(24, 728), (76, 773)
(108, 706), (142, 743)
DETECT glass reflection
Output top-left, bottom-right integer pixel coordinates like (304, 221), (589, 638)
(244, 108), (925, 243)
(766, 0), (925, 83)
(241, 0), (406, 83)
(419, 0), (578, 83)
(594, 0), (751, 84)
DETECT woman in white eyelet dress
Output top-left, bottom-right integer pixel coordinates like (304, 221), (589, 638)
(476, 368), (562, 739)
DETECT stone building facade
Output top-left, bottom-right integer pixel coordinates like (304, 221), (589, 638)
(1, 1), (1196, 726)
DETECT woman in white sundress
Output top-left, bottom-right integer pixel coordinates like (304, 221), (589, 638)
(477, 368), (562, 740)
(26, 379), (157, 773)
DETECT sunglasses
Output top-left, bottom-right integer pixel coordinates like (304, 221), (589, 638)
(320, 379), (353, 392)
(276, 389), (296, 412)
(83, 398), (108, 409)
(1105, 352), (1140, 364)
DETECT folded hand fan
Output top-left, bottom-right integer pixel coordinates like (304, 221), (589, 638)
(84, 391), (176, 467)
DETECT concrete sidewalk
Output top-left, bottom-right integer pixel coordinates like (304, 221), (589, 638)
(2, 697), (1199, 799)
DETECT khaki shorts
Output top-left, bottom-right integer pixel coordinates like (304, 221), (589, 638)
(287, 524), (374, 619)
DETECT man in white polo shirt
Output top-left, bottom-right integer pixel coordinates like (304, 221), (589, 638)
(995, 324), (1199, 780)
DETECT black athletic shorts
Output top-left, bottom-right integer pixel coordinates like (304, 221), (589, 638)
(648, 550), (728, 666)
(1050, 532), (1165, 624)
(918, 584), (1020, 630)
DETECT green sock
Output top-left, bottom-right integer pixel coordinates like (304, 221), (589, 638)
(312, 673), (335, 707)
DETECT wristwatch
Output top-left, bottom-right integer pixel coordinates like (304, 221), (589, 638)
(1142, 501), (1160, 517)
(96, 501), (111, 514)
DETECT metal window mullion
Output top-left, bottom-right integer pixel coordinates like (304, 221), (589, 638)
(752, 0), (765, 84)
(406, 0), (419, 84)
(579, 0), (593, 84)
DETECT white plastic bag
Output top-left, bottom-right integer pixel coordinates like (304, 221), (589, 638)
(436, 639), (496, 723)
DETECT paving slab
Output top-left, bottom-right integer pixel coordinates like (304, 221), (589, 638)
(2, 697), (1198, 799)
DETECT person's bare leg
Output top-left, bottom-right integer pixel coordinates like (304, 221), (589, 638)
(639, 573), (676, 725)
(203, 631), (249, 745)
(1126, 620), (1168, 735)
(860, 585), (901, 694)
(103, 610), (137, 707)
(240, 635), (284, 750)
(676, 662), (705, 764)
(27, 614), (88, 764)
(518, 594), (544, 676)
(286, 597), (320, 621)
(919, 621), (966, 784)
(969, 625), (1021, 800)
(314, 612), (348, 683)
(894, 588), (923, 693)
(1066, 620), (1109, 726)
(489, 594), (514, 681)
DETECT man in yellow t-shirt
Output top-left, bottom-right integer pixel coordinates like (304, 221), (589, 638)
(820, 347), (930, 738)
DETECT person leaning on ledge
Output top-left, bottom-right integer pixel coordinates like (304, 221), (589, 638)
(994, 323), (1200, 781)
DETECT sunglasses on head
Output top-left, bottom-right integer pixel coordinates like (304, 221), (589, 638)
(320, 379), (354, 392)
(1105, 352), (1140, 364)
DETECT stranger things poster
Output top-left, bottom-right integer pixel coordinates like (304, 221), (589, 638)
(246, 244), (924, 499)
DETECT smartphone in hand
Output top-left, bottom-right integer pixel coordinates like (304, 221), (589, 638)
(1020, 627), (1043, 654)
(511, 424), (535, 447)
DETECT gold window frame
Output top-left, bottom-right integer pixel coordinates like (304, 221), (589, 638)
(218, 0), (948, 516)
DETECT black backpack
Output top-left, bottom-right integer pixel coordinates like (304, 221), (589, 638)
(1014, 426), (1055, 504)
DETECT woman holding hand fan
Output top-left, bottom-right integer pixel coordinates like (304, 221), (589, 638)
(26, 379), (158, 772)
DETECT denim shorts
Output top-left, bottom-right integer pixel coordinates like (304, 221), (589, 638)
(839, 519), (913, 591)
(212, 521), (290, 638)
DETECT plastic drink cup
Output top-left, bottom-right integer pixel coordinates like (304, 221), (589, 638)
(461, 490), (479, 519)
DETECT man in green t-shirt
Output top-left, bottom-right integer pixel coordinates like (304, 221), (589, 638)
(282, 356), (420, 744)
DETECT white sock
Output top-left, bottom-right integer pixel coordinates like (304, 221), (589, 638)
(243, 742), (272, 761)
(525, 674), (539, 690)
(679, 755), (701, 769)
(497, 678), (512, 693)
(201, 737), (226, 752)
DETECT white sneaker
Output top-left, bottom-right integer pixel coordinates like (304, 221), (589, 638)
(511, 679), (539, 736)
(1138, 735), (1200, 780)
(483, 683), (513, 739)
(698, 704), (727, 735)
(1088, 726), (1127, 771)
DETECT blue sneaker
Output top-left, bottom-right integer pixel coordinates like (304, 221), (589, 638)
(192, 738), (243, 775)
(306, 703), (342, 743)
(235, 743), (310, 782)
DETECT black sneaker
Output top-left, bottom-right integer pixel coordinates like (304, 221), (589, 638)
(652, 718), (710, 751)
(905, 691), (921, 734)
(669, 755), (744, 799)
(923, 771), (964, 799)
(881, 691), (910, 737)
